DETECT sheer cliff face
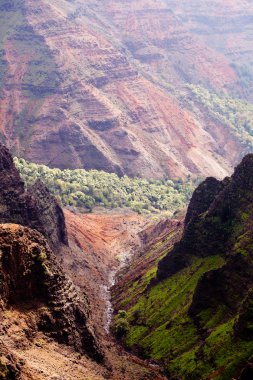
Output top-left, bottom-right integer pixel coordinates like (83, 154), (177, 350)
(0, 0), (252, 178)
(157, 154), (253, 280)
(0, 143), (68, 248)
(0, 144), (104, 371)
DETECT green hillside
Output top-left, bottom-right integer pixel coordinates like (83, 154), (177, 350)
(112, 155), (253, 379)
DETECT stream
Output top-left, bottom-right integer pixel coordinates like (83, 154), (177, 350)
(102, 252), (132, 333)
(102, 270), (117, 333)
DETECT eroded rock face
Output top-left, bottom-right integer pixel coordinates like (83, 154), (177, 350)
(27, 179), (68, 247)
(184, 176), (226, 226)
(0, 144), (104, 363)
(0, 0), (251, 179)
(0, 223), (103, 362)
(0, 344), (21, 380)
(0, 143), (68, 248)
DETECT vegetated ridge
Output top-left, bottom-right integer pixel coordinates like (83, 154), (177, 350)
(112, 153), (253, 380)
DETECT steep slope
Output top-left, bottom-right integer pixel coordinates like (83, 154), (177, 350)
(170, 0), (253, 100)
(63, 210), (150, 333)
(0, 224), (103, 362)
(0, 0), (251, 178)
(0, 143), (167, 379)
(97, 0), (239, 90)
(0, 143), (67, 248)
(0, 143), (104, 376)
(112, 218), (183, 313)
(112, 154), (253, 379)
(0, 223), (166, 380)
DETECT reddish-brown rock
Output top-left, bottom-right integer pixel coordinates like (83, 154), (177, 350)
(0, 0), (251, 179)
(0, 223), (103, 362)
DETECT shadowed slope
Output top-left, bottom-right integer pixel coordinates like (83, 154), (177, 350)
(112, 154), (253, 379)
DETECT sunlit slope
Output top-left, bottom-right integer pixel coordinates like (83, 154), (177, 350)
(0, 0), (252, 178)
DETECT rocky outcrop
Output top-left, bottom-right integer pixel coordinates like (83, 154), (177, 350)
(184, 176), (226, 226)
(0, 223), (103, 362)
(0, 143), (68, 248)
(157, 154), (253, 280)
(27, 179), (68, 247)
(0, 344), (21, 380)
(154, 153), (253, 371)
(0, 144), (101, 361)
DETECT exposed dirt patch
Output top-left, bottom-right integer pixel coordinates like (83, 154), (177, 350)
(1, 309), (166, 380)
(63, 209), (152, 333)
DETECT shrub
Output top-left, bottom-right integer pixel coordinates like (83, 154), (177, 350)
(112, 318), (130, 338)
(14, 157), (197, 215)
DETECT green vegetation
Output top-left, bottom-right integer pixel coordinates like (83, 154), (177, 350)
(112, 159), (253, 379)
(115, 254), (253, 379)
(111, 310), (130, 338)
(14, 157), (197, 214)
(117, 256), (224, 377)
(187, 84), (253, 149)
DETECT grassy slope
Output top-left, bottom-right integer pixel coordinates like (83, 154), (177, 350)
(112, 158), (253, 379)
(115, 256), (230, 379)
(112, 220), (183, 311)
(114, 251), (253, 379)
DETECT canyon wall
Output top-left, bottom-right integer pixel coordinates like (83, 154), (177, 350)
(0, 0), (252, 178)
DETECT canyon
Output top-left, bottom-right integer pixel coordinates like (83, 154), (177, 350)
(0, 0), (252, 179)
(1, 1), (253, 379)
(1, 141), (253, 379)
(0, 143), (169, 379)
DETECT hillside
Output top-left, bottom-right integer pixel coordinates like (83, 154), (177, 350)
(171, 0), (253, 100)
(0, 143), (167, 380)
(0, 0), (252, 178)
(112, 154), (253, 379)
